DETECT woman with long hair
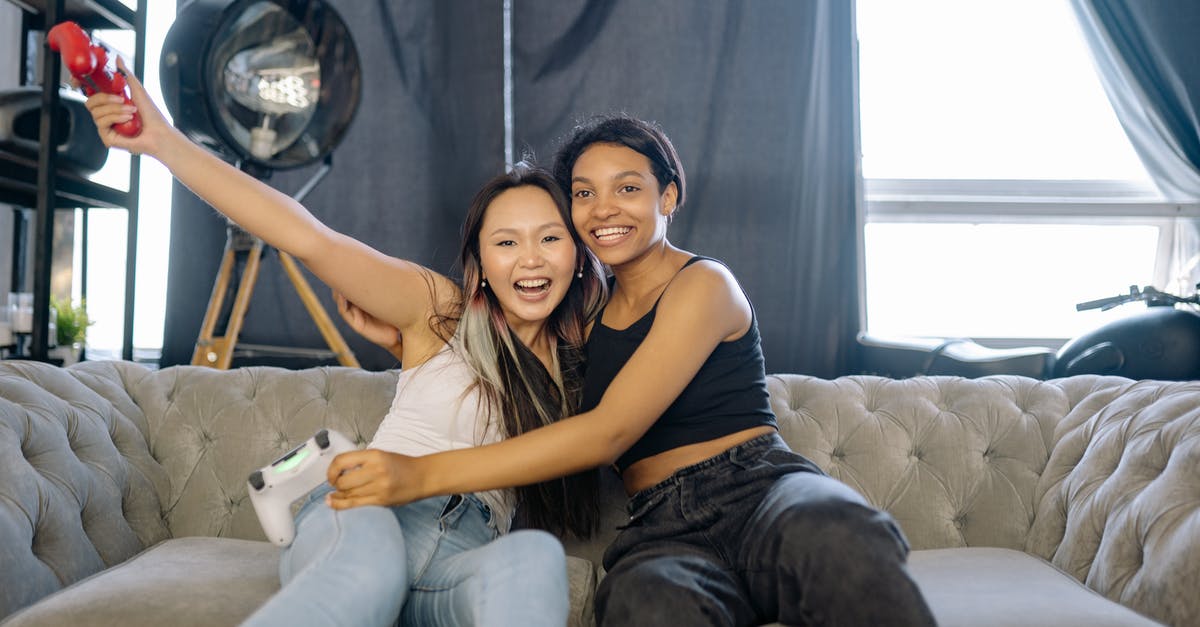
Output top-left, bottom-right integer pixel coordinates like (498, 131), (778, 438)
(85, 60), (605, 626)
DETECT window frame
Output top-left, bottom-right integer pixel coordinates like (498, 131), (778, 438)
(861, 178), (1200, 349)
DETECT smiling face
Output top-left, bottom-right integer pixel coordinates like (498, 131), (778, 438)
(569, 143), (678, 268)
(478, 185), (579, 337)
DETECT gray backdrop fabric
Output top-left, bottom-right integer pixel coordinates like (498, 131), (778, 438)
(511, 0), (859, 377)
(162, 0), (860, 377)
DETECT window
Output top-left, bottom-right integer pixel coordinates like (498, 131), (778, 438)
(81, 1), (176, 360)
(857, 0), (1194, 345)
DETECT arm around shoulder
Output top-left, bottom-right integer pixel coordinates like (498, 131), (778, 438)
(379, 262), (752, 500)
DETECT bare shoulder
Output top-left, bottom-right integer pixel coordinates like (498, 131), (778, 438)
(657, 258), (751, 339)
(663, 258), (746, 308)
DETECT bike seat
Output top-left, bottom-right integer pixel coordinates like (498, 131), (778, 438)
(858, 334), (1056, 379)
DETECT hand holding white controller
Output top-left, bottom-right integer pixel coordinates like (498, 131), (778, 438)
(248, 428), (357, 547)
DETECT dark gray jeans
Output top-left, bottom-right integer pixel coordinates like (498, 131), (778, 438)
(596, 433), (936, 627)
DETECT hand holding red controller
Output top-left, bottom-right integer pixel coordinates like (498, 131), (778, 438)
(47, 21), (142, 137)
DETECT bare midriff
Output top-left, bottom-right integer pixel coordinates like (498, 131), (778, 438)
(621, 425), (777, 494)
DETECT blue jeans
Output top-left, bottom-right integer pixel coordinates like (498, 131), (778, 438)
(596, 433), (935, 627)
(241, 485), (568, 627)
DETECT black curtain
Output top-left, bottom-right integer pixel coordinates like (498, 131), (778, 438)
(162, 0), (860, 377)
(1072, 0), (1200, 200)
(161, 1), (505, 370)
(511, 0), (860, 377)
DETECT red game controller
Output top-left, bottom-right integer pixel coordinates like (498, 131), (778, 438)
(47, 21), (142, 137)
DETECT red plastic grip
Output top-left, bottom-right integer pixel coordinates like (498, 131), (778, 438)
(47, 21), (142, 137)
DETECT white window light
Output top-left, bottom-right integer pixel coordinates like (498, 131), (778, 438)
(81, 2), (176, 360)
(856, 0), (1198, 345)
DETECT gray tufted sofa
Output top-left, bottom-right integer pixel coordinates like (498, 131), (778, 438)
(1, 360), (1196, 626)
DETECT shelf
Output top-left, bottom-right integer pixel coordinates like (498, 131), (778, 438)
(7, 0), (135, 30)
(3, 0), (145, 363)
(0, 150), (131, 208)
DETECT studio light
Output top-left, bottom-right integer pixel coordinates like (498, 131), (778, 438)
(160, 0), (360, 172)
(158, 0), (363, 370)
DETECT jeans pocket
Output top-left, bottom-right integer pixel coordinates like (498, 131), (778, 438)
(437, 494), (466, 531)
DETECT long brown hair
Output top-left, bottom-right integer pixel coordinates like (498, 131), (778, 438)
(435, 163), (607, 537)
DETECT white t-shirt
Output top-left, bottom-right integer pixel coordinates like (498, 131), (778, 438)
(368, 341), (514, 532)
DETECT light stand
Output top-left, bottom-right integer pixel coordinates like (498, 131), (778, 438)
(192, 155), (359, 369)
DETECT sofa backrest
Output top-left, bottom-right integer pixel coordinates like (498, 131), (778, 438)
(764, 374), (1065, 551)
(119, 363), (397, 540)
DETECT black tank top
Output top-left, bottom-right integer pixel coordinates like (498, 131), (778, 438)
(580, 256), (778, 472)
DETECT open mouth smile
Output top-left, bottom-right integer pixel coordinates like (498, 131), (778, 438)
(592, 226), (632, 242)
(514, 278), (552, 296)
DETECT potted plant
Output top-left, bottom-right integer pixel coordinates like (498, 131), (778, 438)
(50, 297), (92, 365)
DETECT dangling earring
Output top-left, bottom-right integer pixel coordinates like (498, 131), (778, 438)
(576, 269), (583, 279)
(481, 278), (487, 288)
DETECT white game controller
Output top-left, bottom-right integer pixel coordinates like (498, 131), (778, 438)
(248, 428), (356, 547)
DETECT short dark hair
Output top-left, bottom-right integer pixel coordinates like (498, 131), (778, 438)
(553, 116), (686, 210)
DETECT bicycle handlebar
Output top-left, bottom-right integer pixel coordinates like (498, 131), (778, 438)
(1076, 295), (1133, 311)
(1075, 285), (1199, 312)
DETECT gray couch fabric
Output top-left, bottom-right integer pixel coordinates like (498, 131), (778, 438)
(2, 361), (1194, 626)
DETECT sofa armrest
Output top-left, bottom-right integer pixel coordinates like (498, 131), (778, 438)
(1027, 377), (1200, 627)
(0, 361), (171, 620)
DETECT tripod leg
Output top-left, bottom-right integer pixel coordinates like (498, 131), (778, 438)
(193, 240), (264, 369)
(277, 250), (361, 368)
(212, 240), (265, 369)
(192, 244), (236, 366)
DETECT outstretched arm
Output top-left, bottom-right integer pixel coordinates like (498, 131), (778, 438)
(86, 58), (456, 337)
(327, 261), (753, 507)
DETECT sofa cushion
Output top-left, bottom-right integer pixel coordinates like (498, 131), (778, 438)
(909, 548), (1160, 626)
(0, 534), (599, 627)
(0, 537), (280, 627)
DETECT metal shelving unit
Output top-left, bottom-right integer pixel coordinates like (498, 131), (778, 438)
(1, 0), (145, 361)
